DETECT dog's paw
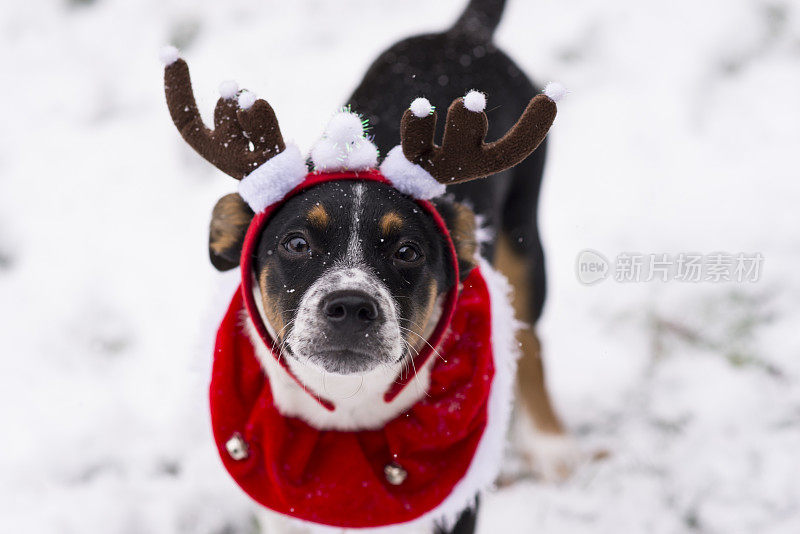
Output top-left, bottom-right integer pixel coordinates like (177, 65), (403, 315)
(501, 431), (582, 485)
(526, 432), (584, 482)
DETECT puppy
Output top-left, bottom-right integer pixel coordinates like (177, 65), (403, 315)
(199, 0), (572, 532)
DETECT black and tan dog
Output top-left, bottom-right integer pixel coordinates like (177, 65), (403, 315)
(181, 0), (573, 532)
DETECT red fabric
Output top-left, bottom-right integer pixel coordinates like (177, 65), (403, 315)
(238, 170), (461, 410)
(210, 268), (494, 528)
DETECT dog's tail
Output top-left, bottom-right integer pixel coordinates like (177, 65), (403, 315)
(447, 0), (507, 42)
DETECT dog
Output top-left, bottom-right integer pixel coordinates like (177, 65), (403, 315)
(164, 0), (574, 532)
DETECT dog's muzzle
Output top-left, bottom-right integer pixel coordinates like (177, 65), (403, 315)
(286, 266), (404, 374)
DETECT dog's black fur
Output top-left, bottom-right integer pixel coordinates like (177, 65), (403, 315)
(349, 0), (547, 323)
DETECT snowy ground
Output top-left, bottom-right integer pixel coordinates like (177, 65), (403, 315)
(2, 0), (799, 532)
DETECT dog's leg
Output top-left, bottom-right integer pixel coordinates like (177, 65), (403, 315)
(494, 232), (579, 482)
(494, 149), (580, 482)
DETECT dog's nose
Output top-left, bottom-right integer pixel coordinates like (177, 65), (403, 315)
(322, 290), (380, 329)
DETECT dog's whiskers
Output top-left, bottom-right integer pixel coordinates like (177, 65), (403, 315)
(274, 319), (296, 364)
(408, 345), (429, 397)
(399, 325), (447, 364)
(398, 336), (420, 375)
(398, 337), (418, 381)
(342, 374), (365, 399)
(397, 333), (431, 398)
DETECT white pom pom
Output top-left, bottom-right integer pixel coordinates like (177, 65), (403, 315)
(159, 45), (180, 65)
(464, 90), (486, 112)
(310, 139), (343, 171)
(345, 139), (379, 170)
(218, 80), (239, 100)
(238, 90), (257, 110)
(409, 97), (432, 118)
(324, 112), (364, 143)
(311, 110), (381, 172)
(543, 82), (568, 102)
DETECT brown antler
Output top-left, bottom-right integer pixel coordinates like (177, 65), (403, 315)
(399, 91), (558, 184)
(163, 56), (285, 179)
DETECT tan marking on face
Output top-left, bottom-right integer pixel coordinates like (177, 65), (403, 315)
(494, 232), (564, 435)
(379, 211), (403, 235)
(307, 203), (330, 228)
(405, 280), (439, 354)
(258, 265), (286, 340)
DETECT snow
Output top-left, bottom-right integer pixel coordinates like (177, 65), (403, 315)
(1, 0), (799, 533)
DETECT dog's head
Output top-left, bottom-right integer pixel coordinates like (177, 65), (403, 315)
(209, 183), (476, 374)
(162, 53), (558, 376)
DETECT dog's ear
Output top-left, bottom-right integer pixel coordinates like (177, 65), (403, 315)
(209, 193), (254, 271)
(432, 197), (478, 282)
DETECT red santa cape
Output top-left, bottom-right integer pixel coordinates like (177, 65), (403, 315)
(209, 171), (520, 531)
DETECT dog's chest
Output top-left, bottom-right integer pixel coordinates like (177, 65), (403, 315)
(244, 316), (435, 430)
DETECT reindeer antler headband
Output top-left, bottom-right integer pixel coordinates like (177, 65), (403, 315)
(162, 46), (566, 406)
(161, 46), (565, 212)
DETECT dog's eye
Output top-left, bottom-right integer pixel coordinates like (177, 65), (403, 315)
(283, 235), (310, 254)
(394, 243), (423, 264)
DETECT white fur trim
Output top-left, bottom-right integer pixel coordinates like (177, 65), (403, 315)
(464, 90), (487, 112)
(237, 90), (257, 110)
(415, 258), (520, 531)
(158, 45), (179, 65)
(218, 80), (239, 100)
(380, 146), (446, 200)
(310, 111), (379, 172)
(409, 97), (432, 118)
(543, 82), (568, 102)
(237, 144), (308, 212)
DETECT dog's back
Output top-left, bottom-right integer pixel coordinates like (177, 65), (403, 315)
(348, 0), (548, 320)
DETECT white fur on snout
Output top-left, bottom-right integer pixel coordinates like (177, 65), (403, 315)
(247, 265), (433, 431)
(287, 266), (404, 373)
